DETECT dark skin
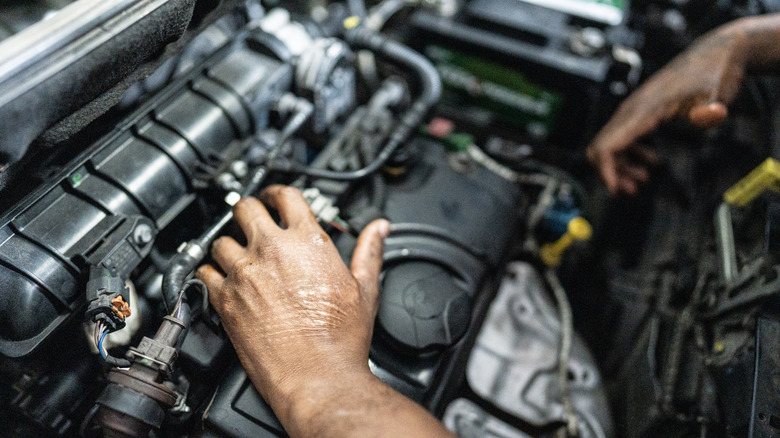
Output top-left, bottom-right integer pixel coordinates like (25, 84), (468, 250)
(196, 185), (454, 438)
(587, 13), (780, 195)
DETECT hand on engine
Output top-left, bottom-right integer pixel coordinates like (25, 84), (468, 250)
(197, 185), (388, 406)
(196, 185), (453, 437)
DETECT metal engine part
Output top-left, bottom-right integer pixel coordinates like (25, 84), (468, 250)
(257, 8), (357, 134)
(443, 398), (532, 438)
(467, 262), (613, 437)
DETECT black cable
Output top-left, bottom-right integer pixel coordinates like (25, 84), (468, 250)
(175, 279), (209, 320)
(104, 354), (131, 368)
(161, 248), (201, 315)
(369, 173), (386, 208)
(270, 26), (441, 181)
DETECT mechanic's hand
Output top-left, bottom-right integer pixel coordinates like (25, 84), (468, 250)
(587, 25), (747, 195)
(196, 185), (389, 410)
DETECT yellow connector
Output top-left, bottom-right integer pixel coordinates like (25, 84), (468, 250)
(343, 16), (360, 29)
(724, 158), (780, 207)
(540, 217), (593, 268)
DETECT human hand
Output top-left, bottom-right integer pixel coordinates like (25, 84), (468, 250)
(196, 185), (389, 413)
(587, 25), (748, 195)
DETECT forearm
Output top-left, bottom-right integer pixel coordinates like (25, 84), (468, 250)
(719, 13), (780, 72)
(275, 369), (455, 438)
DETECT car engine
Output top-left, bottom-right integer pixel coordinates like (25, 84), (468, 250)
(0, 0), (779, 437)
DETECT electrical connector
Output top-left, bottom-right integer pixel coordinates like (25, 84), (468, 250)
(303, 188), (341, 224)
(85, 265), (130, 332)
(724, 158), (780, 207)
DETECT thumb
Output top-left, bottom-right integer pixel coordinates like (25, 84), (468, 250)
(688, 102), (728, 129)
(351, 219), (390, 311)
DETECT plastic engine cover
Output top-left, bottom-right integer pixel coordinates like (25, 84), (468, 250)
(0, 34), (292, 358)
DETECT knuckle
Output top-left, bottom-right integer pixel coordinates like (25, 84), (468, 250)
(212, 236), (231, 252)
(231, 257), (257, 277)
(234, 197), (251, 211)
(249, 215), (272, 234)
(261, 235), (284, 254)
(234, 197), (257, 215)
(271, 185), (302, 204)
(280, 186), (302, 198)
(195, 265), (213, 282)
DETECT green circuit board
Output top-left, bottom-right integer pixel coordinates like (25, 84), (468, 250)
(425, 45), (563, 139)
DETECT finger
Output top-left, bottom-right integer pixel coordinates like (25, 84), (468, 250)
(259, 185), (317, 230)
(618, 177), (638, 196)
(351, 219), (390, 313)
(688, 102), (728, 129)
(598, 96), (665, 159)
(196, 264), (225, 307)
(616, 160), (650, 183)
(234, 197), (276, 242)
(211, 236), (247, 274)
(588, 145), (620, 195)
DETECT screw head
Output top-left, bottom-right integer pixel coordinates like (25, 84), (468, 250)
(134, 224), (154, 246)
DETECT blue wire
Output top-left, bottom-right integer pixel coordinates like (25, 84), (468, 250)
(98, 330), (108, 359)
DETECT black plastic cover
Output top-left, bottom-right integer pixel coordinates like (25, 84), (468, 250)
(376, 138), (522, 353)
(0, 37), (292, 358)
(199, 364), (285, 438)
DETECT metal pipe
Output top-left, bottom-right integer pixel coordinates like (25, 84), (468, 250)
(715, 203), (739, 283)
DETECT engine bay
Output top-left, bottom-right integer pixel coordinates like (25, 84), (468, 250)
(1, 0), (779, 437)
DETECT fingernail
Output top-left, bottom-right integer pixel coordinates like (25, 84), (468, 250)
(378, 219), (390, 238)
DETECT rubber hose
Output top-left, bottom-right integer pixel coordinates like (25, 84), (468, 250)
(272, 27), (441, 181)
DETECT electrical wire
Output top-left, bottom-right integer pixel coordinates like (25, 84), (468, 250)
(92, 318), (130, 367)
(467, 144), (523, 182)
(93, 320), (101, 347)
(242, 97), (313, 198)
(172, 289), (185, 319)
(347, 0), (368, 18)
(330, 217), (351, 234)
(330, 221), (349, 233)
(98, 330), (109, 360)
(545, 269), (578, 437)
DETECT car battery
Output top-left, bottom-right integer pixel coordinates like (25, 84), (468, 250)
(410, 0), (641, 146)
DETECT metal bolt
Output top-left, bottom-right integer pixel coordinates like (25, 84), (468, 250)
(570, 27), (606, 58)
(230, 160), (248, 178)
(134, 224), (154, 246)
(217, 173), (242, 192)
